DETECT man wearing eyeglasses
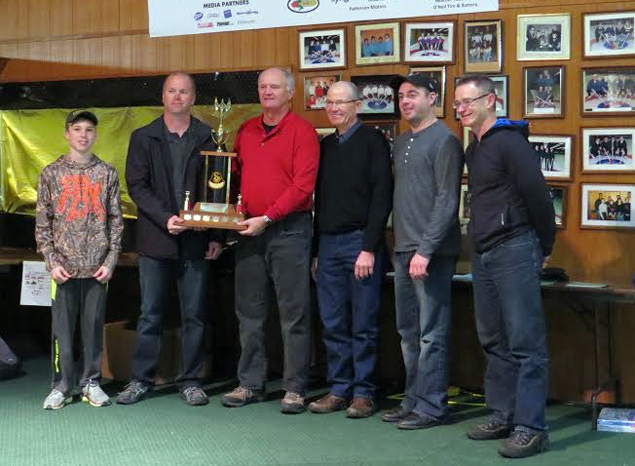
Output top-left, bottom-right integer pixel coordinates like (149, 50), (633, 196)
(380, 73), (463, 430)
(454, 75), (555, 459)
(308, 81), (392, 418)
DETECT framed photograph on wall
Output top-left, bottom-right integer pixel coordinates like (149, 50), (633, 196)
(548, 185), (568, 228)
(464, 20), (503, 73)
(528, 135), (573, 179)
(409, 66), (446, 117)
(403, 21), (455, 64)
(355, 22), (400, 66)
(351, 75), (399, 119)
(365, 121), (398, 149)
(582, 67), (635, 115)
(299, 28), (346, 71)
(454, 75), (508, 119)
(517, 13), (571, 61)
(581, 183), (635, 228)
(459, 183), (470, 234)
(304, 75), (341, 110)
(523, 66), (564, 118)
(582, 127), (635, 173)
(583, 11), (635, 59)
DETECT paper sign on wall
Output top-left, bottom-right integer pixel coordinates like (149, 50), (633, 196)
(20, 261), (52, 307)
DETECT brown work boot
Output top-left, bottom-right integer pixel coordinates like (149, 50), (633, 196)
(308, 393), (348, 414)
(281, 391), (306, 414)
(220, 386), (265, 408)
(346, 397), (376, 418)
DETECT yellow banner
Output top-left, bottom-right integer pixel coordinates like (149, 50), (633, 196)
(0, 105), (261, 218)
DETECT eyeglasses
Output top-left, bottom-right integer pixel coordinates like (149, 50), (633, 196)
(451, 93), (491, 110)
(325, 99), (359, 108)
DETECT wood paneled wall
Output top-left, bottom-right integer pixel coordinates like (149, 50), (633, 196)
(1, 0), (634, 283)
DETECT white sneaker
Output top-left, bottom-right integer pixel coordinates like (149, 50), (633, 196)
(81, 382), (111, 407)
(43, 389), (72, 410)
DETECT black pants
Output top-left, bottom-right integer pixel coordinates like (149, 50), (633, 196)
(51, 278), (107, 395)
(131, 256), (210, 388)
(235, 212), (312, 395)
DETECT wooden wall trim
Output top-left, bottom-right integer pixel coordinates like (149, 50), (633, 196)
(0, 29), (149, 47)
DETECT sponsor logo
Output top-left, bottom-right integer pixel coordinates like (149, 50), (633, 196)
(206, 12), (219, 18)
(237, 19), (256, 24)
(224, 9), (232, 18)
(236, 9), (259, 15)
(197, 22), (214, 28)
(216, 21), (231, 26)
(194, 11), (204, 21)
(287, 0), (319, 14)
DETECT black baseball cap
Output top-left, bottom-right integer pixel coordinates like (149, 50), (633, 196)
(65, 110), (98, 127)
(391, 73), (438, 94)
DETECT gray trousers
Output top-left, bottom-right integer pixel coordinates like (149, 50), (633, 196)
(51, 278), (107, 395)
(234, 212), (312, 395)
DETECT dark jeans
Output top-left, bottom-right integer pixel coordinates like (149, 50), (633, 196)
(132, 256), (210, 388)
(394, 252), (456, 419)
(472, 231), (548, 432)
(51, 278), (107, 394)
(235, 212), (312, 395)
(316, 230), (384, 399)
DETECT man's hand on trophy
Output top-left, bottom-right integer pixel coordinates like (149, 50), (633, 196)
(205, 241), (223, 260)
(237, 216), (267, 236)
(167, 215), (188, 235)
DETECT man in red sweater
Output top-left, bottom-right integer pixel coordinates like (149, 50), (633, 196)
(221, 67), (320, 414)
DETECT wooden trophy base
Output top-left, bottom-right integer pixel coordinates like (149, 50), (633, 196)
(180, 203), (246, 230)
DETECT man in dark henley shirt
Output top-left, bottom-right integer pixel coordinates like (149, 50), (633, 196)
(381, 73), (464, 430)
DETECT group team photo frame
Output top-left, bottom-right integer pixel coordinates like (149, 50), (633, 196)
(464, 19), (503, 74)
(583, 11), (635, 59)
(582, 66), (635, 116)
(355, 22), (401, 66)
(299, 28), (346, 71)
(517, 13), (571, 61)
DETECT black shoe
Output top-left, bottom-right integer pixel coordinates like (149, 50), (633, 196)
(381, 406), (411, 423)
(116, 381), (151, 405)
(397, 412), (441, 430)
(498, 429), (549, 458)
(466, 417), (513, 440)
(180, 386), (209, 406)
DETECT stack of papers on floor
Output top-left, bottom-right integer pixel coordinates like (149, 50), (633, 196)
(597, 408), (635, 433)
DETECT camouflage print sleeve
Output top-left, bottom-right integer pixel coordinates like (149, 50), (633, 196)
(34, 167), (64, 271)
(102, 167), (124, 271)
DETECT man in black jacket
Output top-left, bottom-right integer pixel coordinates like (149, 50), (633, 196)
(455, 75), (555, 459)
(117, 71), (222, 406)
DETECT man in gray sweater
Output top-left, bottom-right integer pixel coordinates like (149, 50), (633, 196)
(381, 73), (464, 429)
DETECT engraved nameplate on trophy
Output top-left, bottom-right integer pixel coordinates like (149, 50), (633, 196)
(179, 97), (246, 230)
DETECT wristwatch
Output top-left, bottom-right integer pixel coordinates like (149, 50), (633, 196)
(263, 215), (273, 226)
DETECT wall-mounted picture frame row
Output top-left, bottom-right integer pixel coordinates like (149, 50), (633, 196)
(299, 11), (635, 71)
(304, 65), (635, 119)
(461, 129), (634, 179)
(459, 183), (635, 230)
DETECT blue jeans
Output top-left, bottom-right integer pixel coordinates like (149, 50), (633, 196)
(472, 231), (548, 432)
(235, 212), (312, 395)
(316, 230), (384, 399)
(132, 256), (210, 388)
(394, 252), (456, 419)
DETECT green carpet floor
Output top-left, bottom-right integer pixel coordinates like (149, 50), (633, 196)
(1, 359), (634, 466)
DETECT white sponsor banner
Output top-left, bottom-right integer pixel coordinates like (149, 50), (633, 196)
(148, 0), (499, 38)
